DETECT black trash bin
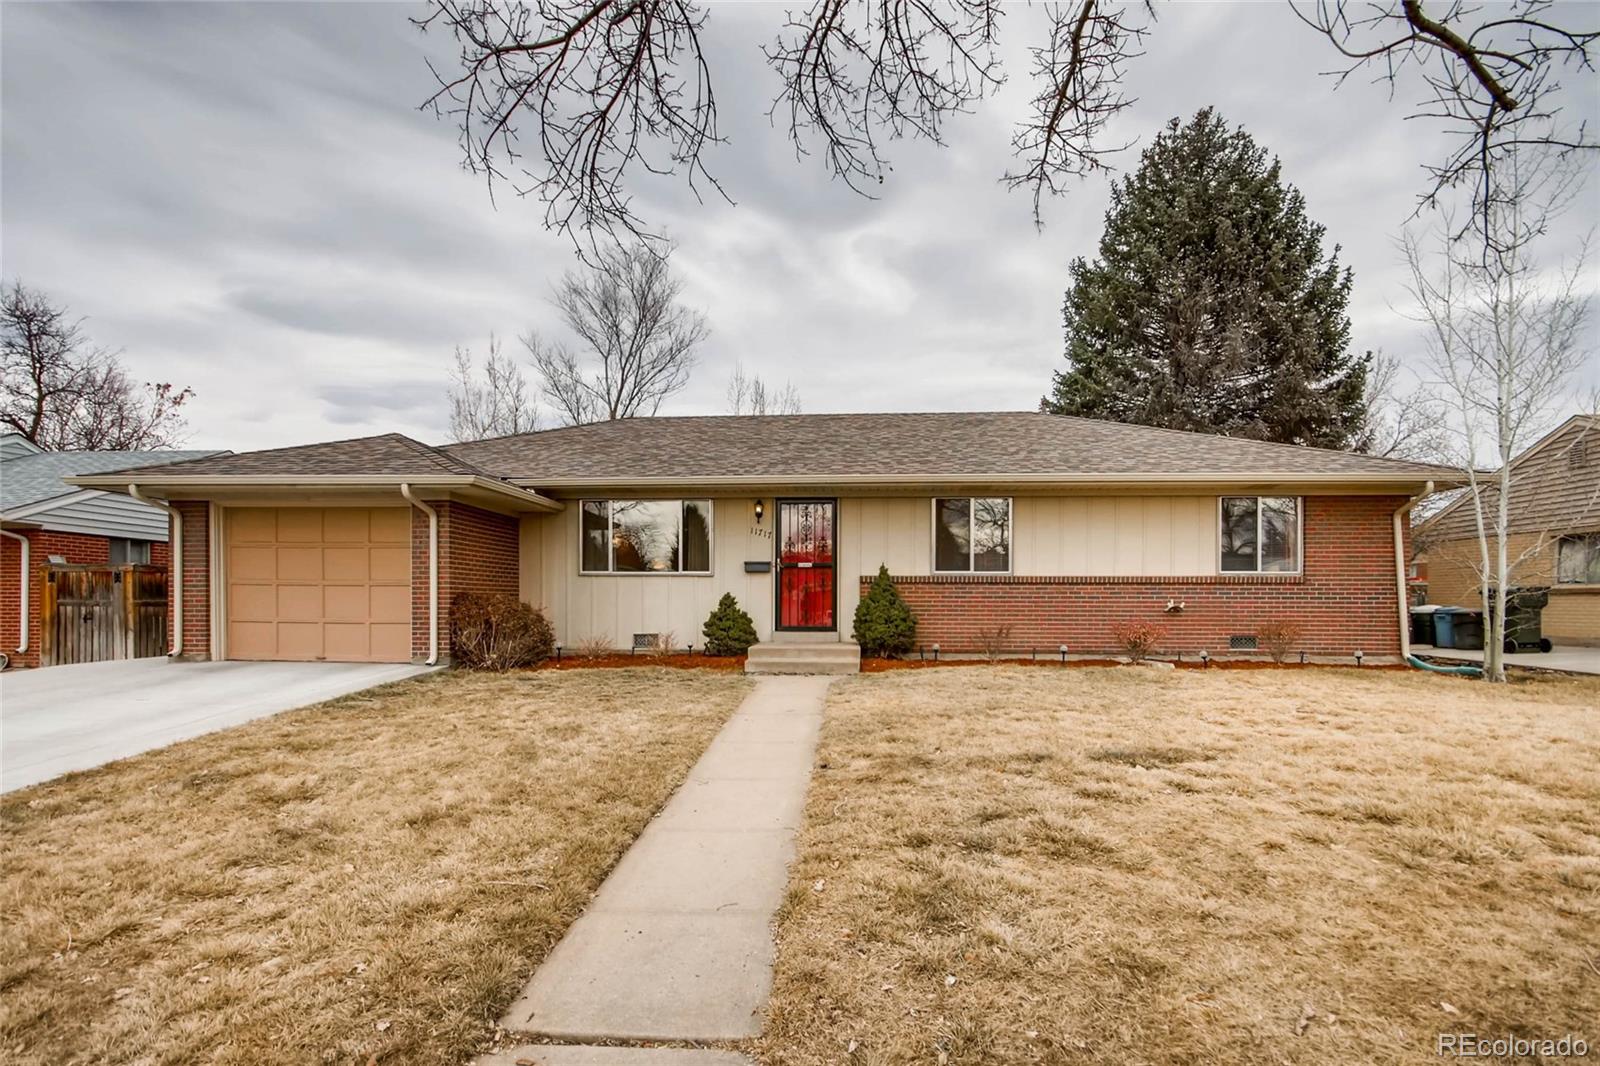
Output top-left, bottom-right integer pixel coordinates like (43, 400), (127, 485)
(1488, 587), (1554, 653)
(1410, 605), (1442, 647)
(1450, 609), (1486, 651)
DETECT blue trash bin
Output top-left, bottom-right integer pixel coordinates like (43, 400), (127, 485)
(1432, 607), (1462, 649)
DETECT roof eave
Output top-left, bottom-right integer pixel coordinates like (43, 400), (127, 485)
(63, 474), (564, 514)
(507, 470), (1463, 492)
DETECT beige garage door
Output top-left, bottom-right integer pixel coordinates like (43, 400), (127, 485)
(226, 507), (411, 663)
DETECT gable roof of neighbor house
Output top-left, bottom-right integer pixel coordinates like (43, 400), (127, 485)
(76, 413), (1459, 493)
(1, 437), (223, 516)
(0, 434), (224, 540)
(1416, 414), (1600, 543)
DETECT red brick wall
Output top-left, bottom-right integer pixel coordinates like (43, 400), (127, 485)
(170, 502), (211, 660)
(862, 496), (1407, 658)
(0, 529), (117, 668)
(411, 501), (521, 663)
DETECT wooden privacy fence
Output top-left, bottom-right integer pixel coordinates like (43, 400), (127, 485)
(41, 565), (169, 667)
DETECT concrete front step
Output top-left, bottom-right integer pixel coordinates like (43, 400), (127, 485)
(745, 642), (860, 675)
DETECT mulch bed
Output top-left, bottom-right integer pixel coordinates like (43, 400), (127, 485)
(863, 656), (1409, 672)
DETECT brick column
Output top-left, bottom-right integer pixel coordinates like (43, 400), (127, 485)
(171, 501), (212, 660)
(412, 501), (522, 665)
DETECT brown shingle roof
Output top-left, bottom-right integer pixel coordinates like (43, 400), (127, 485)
(446, 412), (1456, 483)
(91, 414), (1459, 487)
(102, 433), (494, 479)
(1417, 416), (1600, 541)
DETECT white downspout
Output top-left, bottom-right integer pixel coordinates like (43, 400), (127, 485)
(400, 484), (438, 666)
(0, 529), (29, 655)
(1393, 480), (1434, 660)
(129, 485), (182, 658)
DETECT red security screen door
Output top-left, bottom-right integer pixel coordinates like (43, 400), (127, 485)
(777, 500), (836, 630)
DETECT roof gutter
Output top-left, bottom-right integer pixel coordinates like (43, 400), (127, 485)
(400, 484), (438, 666)
(129, 484), (182, 658)
(65, 473), (562, 512)
(0, 529), (29, 657)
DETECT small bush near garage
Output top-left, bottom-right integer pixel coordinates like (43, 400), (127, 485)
(451, 592), (555, 670)
(703, 593), (759, 656)
(853, 565), (917, 658)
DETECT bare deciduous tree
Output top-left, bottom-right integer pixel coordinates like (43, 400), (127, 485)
(1360, 350), (1448, 460)
(1, 281), (193, 451)
(525, 244), (707, 425)
(1402, 148), (1592, 681)
(420, 1), (1594, 243)
(726, 361), (801, 416)
(448, 335), (538, 441)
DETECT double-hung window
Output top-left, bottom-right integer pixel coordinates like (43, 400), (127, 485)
(581, 500), (712, 573)
(933, 497), (1011, 572)
(1556, 534), (1600, 585)
(1219, 496), (1301, 573)
(109, 538), (151, 565)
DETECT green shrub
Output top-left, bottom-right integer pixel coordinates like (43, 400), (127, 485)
(451, 592), (555, 670)
(852, 565), (917, 658)
(702, 593), (759, 656)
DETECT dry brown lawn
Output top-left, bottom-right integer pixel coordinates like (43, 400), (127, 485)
(761, 667), (1599, 1066)
(0, 667), (750, 1065)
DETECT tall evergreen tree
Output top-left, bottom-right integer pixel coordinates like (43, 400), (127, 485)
(1042, 109), (1370, 449)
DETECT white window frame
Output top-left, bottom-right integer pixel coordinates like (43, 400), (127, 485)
(579, 499), (715, 576)
(930, 496), (1014, 574)
(1216, 496), (1304, 575)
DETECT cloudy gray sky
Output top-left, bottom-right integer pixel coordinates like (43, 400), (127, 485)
(3, 1), (1596, 452)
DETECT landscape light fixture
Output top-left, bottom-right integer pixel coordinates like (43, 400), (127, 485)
(1200, 650), (1210, 667)
(931, 643), (941, 661)
(1059, 644), (1068, 663)
(555, 641), (563, 663)
(1300, 651), (1307, 665)
(1355, 650), (1365, 667)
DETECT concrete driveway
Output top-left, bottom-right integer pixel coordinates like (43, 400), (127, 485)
(1, 658), (435, 793)
(1414, 644), (1600, 676)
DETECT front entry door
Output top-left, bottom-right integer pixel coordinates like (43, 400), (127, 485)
(776, 499), (836, 631)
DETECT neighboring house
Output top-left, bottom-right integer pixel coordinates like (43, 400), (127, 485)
(1, 434), (223, 667)
(69, 413), (1456, 667)
(1413, 415), (1600, 647)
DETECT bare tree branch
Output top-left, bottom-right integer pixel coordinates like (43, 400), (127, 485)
(524, 243), (707, 424)
(1290, 0), (1598, 250)
(448, 334), (539, 441)
(1002, 1), (1153, 226)
(727, 360), (802, 415)
(1, 281), (193, 451)
(417, 0), (726, 253)
(764, 0), (1005, 196)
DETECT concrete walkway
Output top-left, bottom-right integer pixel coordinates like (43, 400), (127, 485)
(1414, 643), (1600, 676)
(0, 658), (434, 792)
(492, 675), (833, 1065)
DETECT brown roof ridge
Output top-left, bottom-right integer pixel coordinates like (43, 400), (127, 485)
(387, 433), (499, 478)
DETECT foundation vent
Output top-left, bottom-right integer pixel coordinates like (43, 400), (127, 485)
(1228, 634), (1259, 651)
(632, 633), (660, 652)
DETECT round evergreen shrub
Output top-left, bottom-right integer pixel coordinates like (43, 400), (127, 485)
(702, 592), (758, 656)
(852, 565), (917, 658)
